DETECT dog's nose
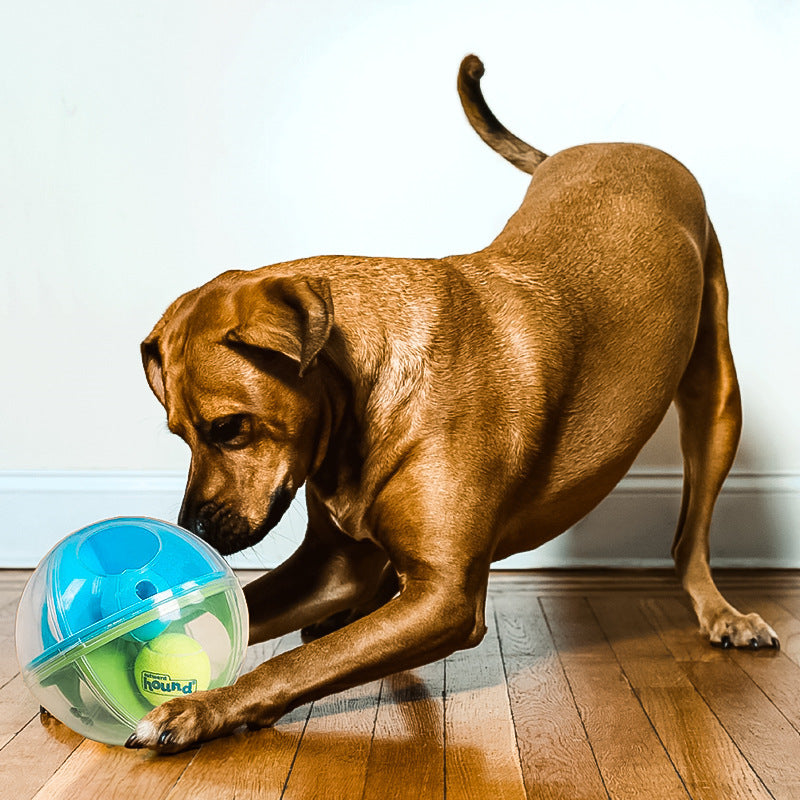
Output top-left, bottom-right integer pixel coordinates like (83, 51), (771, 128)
(179, 501), (228, 545)
(193, 517), (208, 538)
(177, 503), (201, 539)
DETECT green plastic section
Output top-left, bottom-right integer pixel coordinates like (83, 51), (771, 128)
(80, 639), (151, 725)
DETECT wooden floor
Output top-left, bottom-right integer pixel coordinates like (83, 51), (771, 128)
(2, 569), (800, 799)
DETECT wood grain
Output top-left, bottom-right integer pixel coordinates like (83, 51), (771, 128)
(31, 737), (195, 800)
(0, 673), (40, 750)
(362, 661), (445, 800)
(590, 595), (772, 799)
(494, 593), (606, 799)
(640, 595), (800, 798)
(683, 660), (800, 800)
(3, 569), (800, 799)
(0, 588), (21, 686)
(280, 678), (382, 800)
(745, 594), (800, 667)
(723, 594), (800, 735)
(0, 706), (84, 800)
(540, 595), (689, 799)
(445, 597), (527, 800)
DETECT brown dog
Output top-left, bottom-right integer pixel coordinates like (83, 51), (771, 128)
(129, 55), (778, 752)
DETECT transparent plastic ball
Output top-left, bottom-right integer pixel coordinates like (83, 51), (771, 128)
(15, 517), (249, 746)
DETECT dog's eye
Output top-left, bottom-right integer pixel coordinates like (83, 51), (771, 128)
(208, 415), (252, 449)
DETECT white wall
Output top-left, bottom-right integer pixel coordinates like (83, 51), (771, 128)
(2, 0), (798, 566)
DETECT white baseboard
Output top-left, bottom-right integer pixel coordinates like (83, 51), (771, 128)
(1, 470), (798, 569)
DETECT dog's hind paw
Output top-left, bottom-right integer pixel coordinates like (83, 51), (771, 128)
(706, 609), (779, 649)
(300, 609), (356, 642)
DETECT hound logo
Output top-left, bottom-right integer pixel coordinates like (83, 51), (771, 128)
(140, 671), (198, 696)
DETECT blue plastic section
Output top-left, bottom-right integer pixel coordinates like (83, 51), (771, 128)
(78, 524), (161, 574)
(29, 517), (235, 670)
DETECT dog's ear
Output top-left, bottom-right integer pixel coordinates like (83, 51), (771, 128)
(225, 276), (333, 376)
(141, 323), (166, 405)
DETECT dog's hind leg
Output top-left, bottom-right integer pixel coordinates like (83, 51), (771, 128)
(671, 225), (779, 648)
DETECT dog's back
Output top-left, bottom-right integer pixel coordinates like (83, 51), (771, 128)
(454, 57), (719, 540)
(483, 140), (708, 411)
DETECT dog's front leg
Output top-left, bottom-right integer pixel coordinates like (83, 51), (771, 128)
(127, 573), (485, 752)
(126, 486), (492, 753)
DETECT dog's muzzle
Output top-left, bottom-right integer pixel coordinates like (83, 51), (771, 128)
(180, 488), (294, 555)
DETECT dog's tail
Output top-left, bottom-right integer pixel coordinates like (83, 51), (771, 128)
(457, 55), (548, 174)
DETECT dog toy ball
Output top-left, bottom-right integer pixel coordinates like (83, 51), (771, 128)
(15, 517), (249, 746)
(134, 632), (211, 706)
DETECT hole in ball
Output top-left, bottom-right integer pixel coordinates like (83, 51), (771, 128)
(135, 580), (158, 600)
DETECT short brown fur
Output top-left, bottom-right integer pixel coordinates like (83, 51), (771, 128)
(129, 55), (777, 752)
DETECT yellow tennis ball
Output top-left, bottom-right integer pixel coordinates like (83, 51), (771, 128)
(134, 632), (211, 706)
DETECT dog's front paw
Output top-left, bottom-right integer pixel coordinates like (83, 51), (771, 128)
(125, 689), (237, 754)
(706, 608), (779, 650)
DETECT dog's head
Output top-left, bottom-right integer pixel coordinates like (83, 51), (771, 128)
(141, 271), (334, 554)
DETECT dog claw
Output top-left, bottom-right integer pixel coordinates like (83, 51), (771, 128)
(749, 638), (759, 650)
(158, 731), (173, 747)
(772, 637), (781, 650)
(125, 733), (142, 749)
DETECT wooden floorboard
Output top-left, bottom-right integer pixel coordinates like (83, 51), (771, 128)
(589, 595), (772, 799)
(281, 677), (382, 800)
(1, 569), (798, 799)
(494, 593), (607, 799)
(540, 595), (690, 799)
(444, 596), (526, 799)
(361, 660), (444, 800)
